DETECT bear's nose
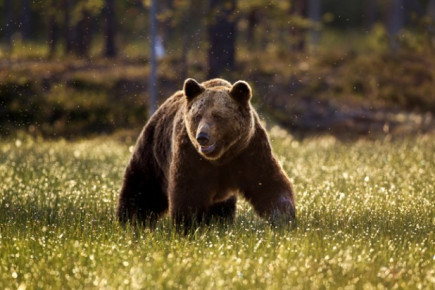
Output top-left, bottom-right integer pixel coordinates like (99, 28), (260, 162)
(196, 132), (210, 146)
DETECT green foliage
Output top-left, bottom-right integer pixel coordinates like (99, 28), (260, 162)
(1, 41), (434, 138)
(0, 61), (150, 137)
(321, 0), (365, 27)
(235, 31), (435, 115)
(0, 131), (433, 288)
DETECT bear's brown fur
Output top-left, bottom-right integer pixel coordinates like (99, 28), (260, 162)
(117, 78), (295, 228)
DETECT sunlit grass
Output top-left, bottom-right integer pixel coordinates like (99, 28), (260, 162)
(1, 130), (434, 289)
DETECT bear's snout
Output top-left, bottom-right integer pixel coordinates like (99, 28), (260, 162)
(196, 132), (210, 146)
(196, 125), (216, 154)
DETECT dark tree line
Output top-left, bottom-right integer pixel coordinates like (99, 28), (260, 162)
(2, 0), (117, 58)
(1, 0), (434, 77)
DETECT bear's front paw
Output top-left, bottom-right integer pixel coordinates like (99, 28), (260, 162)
(269, 196), (296, 227)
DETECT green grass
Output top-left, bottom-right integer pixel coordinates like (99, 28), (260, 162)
(1, 130), (434, 289)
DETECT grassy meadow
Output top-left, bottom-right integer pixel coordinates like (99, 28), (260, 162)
(0, 129), (434, 289)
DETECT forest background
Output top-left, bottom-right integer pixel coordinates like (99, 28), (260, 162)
(0, 0), (434, 138)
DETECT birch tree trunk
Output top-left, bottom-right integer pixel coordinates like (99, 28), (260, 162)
(387, 0), (404, 51)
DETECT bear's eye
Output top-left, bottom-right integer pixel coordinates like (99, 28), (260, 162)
(193, 115), (202, 123)
(212, 114), (224, 121)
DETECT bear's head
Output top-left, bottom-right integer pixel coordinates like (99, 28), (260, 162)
(183, 78), (255, 162)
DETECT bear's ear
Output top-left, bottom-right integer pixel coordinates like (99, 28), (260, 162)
(230, 81), (252, 105)
(184, 78), (205, 101)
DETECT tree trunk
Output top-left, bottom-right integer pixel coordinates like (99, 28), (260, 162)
(103, 0), (117, 58)
(63, 0), (74, 54)
(365, 0), (377, 30)
(428, 0), (435, 23)
(308, 0), (321, 47)
(428, 0), (435, 47)
(207, 0), (237, 79)
(20, 0), (31, 40)
(387, 0), (404, 51)
(3, 0), (13, 47)
(181, 21), (188, 81)
(74, 11), (92, 57)
(149, 0), (158, 115)
(48, 13), (59, 58)
(247, 8), (259, 44)
(289, 0), (307, 52)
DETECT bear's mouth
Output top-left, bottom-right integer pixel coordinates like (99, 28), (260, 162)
(200, 143), (216, 154)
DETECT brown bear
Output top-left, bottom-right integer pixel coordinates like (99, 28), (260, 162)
(117, 78), (295, 228)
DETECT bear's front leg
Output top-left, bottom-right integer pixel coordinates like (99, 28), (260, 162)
(239, 162), (296, 226)
(167, 150), (217, 230)
(235, 126), (296, 226)
(168, 177), (215, 230)
(246, 186), (295, 226)
(245, 185), (295, 226)
(206, 195), (237, 224)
